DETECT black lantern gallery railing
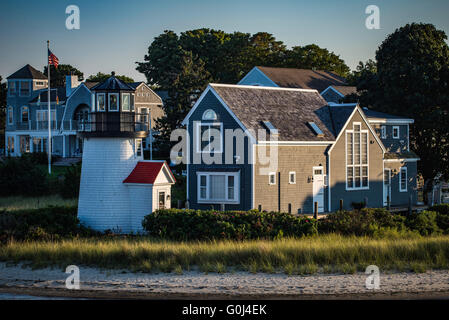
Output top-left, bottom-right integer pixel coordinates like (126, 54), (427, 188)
(77, 112), (149, 138)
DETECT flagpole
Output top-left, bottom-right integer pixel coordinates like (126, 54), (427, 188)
(47, 40), (52, 174)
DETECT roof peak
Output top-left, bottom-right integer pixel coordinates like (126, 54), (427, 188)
(210, 83), (318, 93)
(7, 64), (47, 80)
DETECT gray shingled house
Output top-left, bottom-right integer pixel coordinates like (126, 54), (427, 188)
(238, 66), (357, 103)
(182, 83), (418, 213)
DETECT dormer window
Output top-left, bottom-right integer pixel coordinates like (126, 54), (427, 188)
(202, 109), (217, 121)
(109, 93), (119, 111)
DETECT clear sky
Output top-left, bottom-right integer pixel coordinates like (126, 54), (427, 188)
(1, 0), (448, 82)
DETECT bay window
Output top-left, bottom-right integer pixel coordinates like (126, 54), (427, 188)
(197, 172), (239, 203)
(346, 123), (369, 190)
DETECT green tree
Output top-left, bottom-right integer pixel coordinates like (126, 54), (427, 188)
(355, 23), (449, 187)
(43, 64), (84, 87)
(87, 72), (134, 83)
(153, 51), (211, 156)
(286, 44), (350, 77)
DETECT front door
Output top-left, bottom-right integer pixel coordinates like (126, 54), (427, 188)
(383, 169), (391, 206)
(313, 167), (325, 213)
(158, 191), (166, 209)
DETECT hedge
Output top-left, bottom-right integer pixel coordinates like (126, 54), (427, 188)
(142, 209), (317, 240)
(0, 206), (96, 242)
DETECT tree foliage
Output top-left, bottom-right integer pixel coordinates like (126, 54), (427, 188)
(136, 29), (350, 156)
(43, 64), (84, 87)
(351, 23), (449, 185)
(87, 72), (134, 83)
(0, 75), (6, 149)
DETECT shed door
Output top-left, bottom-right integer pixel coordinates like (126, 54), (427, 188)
(313, 167), (325, 213)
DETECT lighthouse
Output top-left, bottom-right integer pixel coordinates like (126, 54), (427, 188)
(77, 73), (174, 233)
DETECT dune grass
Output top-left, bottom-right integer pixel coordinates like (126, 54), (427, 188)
(0, 195), (77, 211)
(1, 234), (449, 275)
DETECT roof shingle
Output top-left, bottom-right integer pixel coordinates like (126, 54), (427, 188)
(7, 64), (47, 80)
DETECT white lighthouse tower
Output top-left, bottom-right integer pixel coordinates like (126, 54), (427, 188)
(77, 73), (148, 233)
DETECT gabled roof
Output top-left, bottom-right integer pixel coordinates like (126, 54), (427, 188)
(7, 64), (47, 80)
(128, 82), (143, 89)
(83, 81), (99, 89)
(123, 161), (176, 185)
(29, 87), (67, 103)
(362, 108), (414, 123)
(331, 85), (357, 96)
(208, 84), (336, 142)
(256, 66), (347, 92)
(90, 76), (135, 91)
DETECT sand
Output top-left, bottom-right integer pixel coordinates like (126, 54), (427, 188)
(1, 263), (449, 299)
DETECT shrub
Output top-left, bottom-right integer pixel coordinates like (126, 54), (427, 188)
(59, 163), (81, 199)
(0, 206), (94, 242)
(0, 156), (49, 196)
(318, 208), (406, 236)
(406, 211), (442, 236)
(142, 209), (316, 240)
(429, 204), (449, 216)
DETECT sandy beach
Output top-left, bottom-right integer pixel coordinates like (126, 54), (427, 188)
(1, 263), (449, 299)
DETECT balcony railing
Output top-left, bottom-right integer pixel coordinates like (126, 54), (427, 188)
(77, 112), (149, 137)
(15, 121), (58, 131)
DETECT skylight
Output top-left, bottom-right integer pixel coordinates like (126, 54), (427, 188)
(308, 122), (324, 137)
(262, 121), (278, 135)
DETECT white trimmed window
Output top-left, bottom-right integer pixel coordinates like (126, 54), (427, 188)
(20, 81), (30, 96)
(8, 81), (16, 96)
(393, 126), (400, 139)
(21, 106), (29, 123)
(108, 93), (119, 111)
(289, 171), (296, 184)
(269, 172), (276, 185)
(135, 139), (142, 157)
(400, 167), (407, 192)
(196, 122), (223, 153)
(197, 172), (239, 203)
(7, 106), (13, 124)
(381, 125), (386, 139)
(97, 93), (105, 111)
(122, 93), (130, 111)
(346, 122), (369, 190)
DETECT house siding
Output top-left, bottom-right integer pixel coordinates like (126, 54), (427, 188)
(254, 145), (329, 213)
(187, 90), (253, 211)
(385, 161), (418, 206)
(330, 110), (384, 210)
(371, 123), (409, 153)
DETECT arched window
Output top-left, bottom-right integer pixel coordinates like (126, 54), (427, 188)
(74, 104), (90, 122)
(202, 109), (217, 121)
(21, 106), (29, 123)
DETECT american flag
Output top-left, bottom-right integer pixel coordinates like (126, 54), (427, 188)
(48, 49), (59, 68)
